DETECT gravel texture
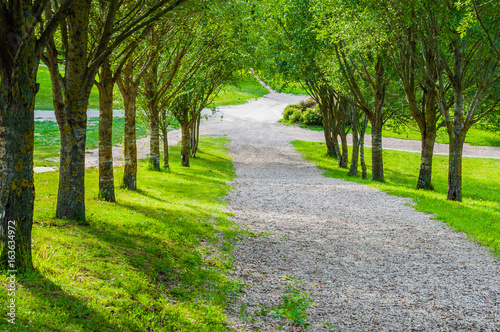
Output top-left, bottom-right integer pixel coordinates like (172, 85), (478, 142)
(195, 91), (500, 331)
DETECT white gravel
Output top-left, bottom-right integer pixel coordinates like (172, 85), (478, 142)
(197, 92), (500, 331)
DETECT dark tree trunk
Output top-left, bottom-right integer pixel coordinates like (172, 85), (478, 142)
(180, 121), (190, 167)
(0, 38), (38, 272)
(416, 128), (436, 190)
(97, 60), (115, 202)
(339, 130), (349, 168)
(447, 135), (465, 202)
(348, 109), (360, 177)
(123, 97), (137, 189)
(162, 129), (169, 169)
(55, 0), (92, 220)
(149, 112), (160, 170)
(370, 120), (384, 182)
(360, 115), (368, 179)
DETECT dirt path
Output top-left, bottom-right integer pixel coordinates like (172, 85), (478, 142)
(196, 92), (500, 331)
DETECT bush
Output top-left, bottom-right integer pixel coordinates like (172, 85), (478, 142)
(289, 109), (303, 124)
(283, 105), (299, 120)
(282, 98), (322, 126)
(301, 107), (322, 126)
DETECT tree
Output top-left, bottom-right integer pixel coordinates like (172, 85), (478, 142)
(0, 0), (74, 272)
(43, 0), (186, 217)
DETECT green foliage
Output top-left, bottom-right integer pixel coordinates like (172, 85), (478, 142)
(293, 141), (500, 258)
(282, 99), (322, 126)
(272, 278), (312, 328)
(0, 137), (243, 331)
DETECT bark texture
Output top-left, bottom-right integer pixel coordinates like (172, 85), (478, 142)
(0, 34), (38, 272)
(97, 60), (115, 202)
(180, 120), (190, 167)
(118, 62), (139, 190)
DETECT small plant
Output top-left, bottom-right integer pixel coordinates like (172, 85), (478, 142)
(272, 278), (312, 328)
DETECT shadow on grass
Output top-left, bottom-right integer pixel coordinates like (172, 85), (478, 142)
(12, 271), (117, 331)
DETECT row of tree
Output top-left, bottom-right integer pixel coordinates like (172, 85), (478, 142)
(251, 0), (500, 200)
(0, 0), (244, 272)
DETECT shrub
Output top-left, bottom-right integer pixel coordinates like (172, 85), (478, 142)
(301, 108), (322, 126)
(283, 105), (298, 120)
(282, 98), (322, 126)
(288, 109), (303, 124)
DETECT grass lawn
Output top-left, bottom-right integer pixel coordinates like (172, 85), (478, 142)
(34, 118), (151, 167)
(292, 141), (500, 259)
(210, 75), (269, 107)
(0, 136), (243, 331)
(36, 67), (268, 111)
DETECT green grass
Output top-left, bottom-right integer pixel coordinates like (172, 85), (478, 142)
(36, 66), (103, 110)
(34, 117), (151, 167)
(292, 140), (500, 258)
(210, 75), (269, 107)
(36, 67), (268, 111)
(0, 136), (244, 331)
(377, 123), (500, 147)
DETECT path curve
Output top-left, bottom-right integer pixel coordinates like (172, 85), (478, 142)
(197, 92), (500, 330)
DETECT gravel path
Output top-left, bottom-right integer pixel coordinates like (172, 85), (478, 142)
(194, 92), (500, 331)
(33, 90), (500, 329)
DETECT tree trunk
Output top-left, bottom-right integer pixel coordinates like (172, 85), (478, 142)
(97, 60), (115, 202)
(123, 97), (137, 189)
(360, 116), (368, 179)
(447, 135), (465, 202)
(149, 112), (160, 170)
(339, 130), (349, 168)
(118, 62), (139, 190)
(370, 120), (384, 182)
(190, 114), (201, 158)
(162, 129), (169, 169)
(416, 128), (436, 190)
(180, 121), (190, 167)
(55, 1), (92, 220)
(348, 110), (360, 177)
(0, 41), (38, 272)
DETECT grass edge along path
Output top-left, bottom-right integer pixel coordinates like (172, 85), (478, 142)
(0, 136), (246, 332)
(292, 140), (500, 260)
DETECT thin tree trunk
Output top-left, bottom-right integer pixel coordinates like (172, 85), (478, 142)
(191, 114), (201, 158)
(180, 120), (190, 167)
(371, 120), (384, 182)
(360, 115), (368, 179)
(97, 60), (115, 202)
(163, 129), (169, 169)
(447, 135), (465, 201)
(118, 63), (139, 190)
(149, 112), (160, 170)
(339, 130), (349, 168)
(416, 128), (437, 190)
(348, 109), (360, 177)
(0, 43), (38, 272)
(123, 97), (137, 189)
